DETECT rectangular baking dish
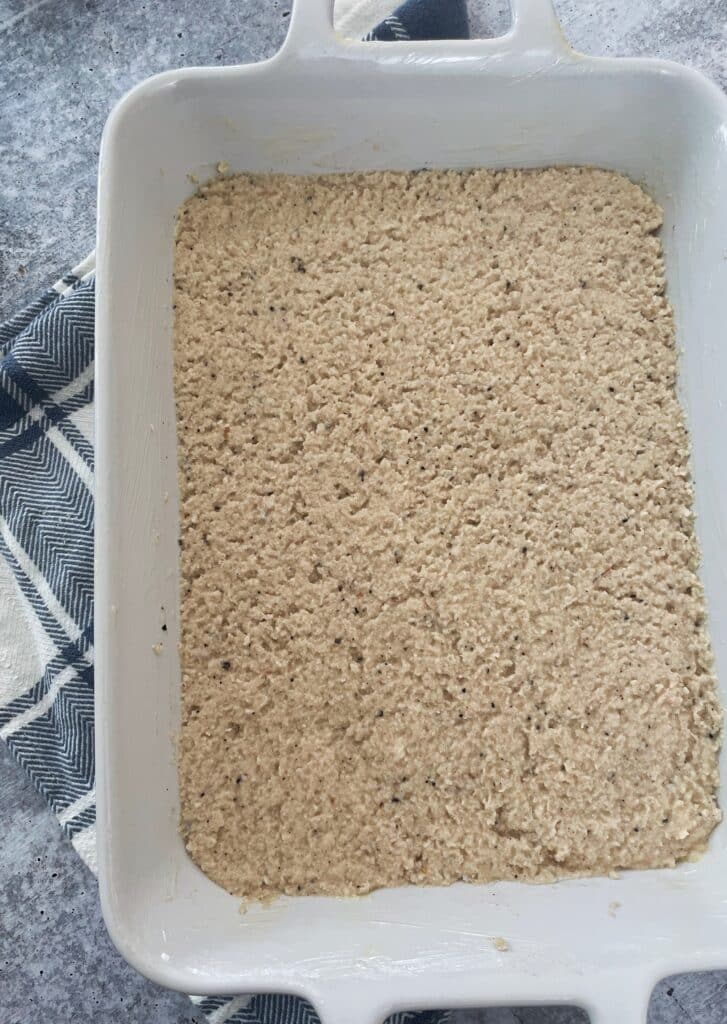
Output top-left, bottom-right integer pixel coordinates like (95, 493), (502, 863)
(94, 1), (727, 1021)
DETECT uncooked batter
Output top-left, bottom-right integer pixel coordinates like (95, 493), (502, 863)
(174, 167), (721, 900)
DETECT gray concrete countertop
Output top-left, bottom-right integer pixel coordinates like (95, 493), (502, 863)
(1, 2), (726, 1021)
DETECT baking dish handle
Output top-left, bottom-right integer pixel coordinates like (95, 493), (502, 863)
(507, 0), (570, 57)
(310, 983), (390, 1024)
(583, 982), (652, 1024)
(282, 0), (571, 61)
(310, 986), (651, 1024)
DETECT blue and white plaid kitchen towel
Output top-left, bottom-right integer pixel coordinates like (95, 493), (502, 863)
(0, 2), (467, 1023)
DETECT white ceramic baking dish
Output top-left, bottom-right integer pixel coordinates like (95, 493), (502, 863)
(95, 1), (727, 1020)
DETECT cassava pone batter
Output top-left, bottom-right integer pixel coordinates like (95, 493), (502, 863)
(174, 168), (721, 900)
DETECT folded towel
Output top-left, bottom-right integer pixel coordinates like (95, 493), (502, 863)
(0, 3), (467, 1023)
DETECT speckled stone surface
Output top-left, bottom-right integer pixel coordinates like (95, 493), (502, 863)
(1, 2), (726, 1022)
(0, 743), (205, 1024)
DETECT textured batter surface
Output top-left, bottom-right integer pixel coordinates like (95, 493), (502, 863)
(174, 168), (721, 900)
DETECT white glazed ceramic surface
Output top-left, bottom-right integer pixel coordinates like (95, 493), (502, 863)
(94, 2), (727, 1021)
